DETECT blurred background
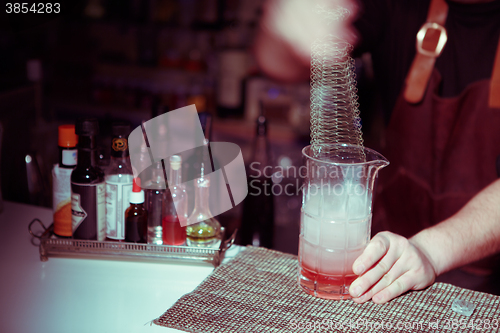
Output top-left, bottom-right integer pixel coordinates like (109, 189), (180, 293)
(0, 0), (381, 255)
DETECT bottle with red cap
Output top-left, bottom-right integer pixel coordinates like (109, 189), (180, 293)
(125, 178), (148, 243)
(53, 125), (78, 237)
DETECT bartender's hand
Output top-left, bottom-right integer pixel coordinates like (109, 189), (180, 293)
(349, 231), (437, 304)
(254, 0), (359, 81)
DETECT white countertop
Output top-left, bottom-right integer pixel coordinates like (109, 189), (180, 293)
(0, 201), (244, 333)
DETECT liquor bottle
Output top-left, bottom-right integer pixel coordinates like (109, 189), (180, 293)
(216, 49), (247, 118)
(144, 161), (165, 245)
(162, 155), (187, 245)
(186, 163), (221, 246)
(71, 118), (106, 240)
(105, 123), (133, 241)
(53, 125), (78, 237)
(239, 112), (275, 248)
(216, 23), (249, 118)
(125, 178), (148, 243)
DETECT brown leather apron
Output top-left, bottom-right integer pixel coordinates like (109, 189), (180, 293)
(373, 68), (500, 241)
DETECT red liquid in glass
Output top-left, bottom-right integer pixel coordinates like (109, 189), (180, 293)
(162, 215), (186, 245)
(298, 263), (356, 300)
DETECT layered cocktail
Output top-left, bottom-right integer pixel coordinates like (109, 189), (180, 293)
(298, 144), (388, 300)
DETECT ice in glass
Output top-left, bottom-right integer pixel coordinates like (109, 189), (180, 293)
(298, 144), (388, 300)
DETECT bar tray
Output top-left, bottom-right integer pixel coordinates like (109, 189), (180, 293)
(28, 218), (236, 267)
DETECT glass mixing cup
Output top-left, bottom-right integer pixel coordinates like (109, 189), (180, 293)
(298, 144), (388, 300)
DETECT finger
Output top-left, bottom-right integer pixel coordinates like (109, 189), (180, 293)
(349, 234), (402, 298)
(367, 257), (410, 296)
(371, 271), (415, 304)
(351, 258), (409, 303)
(352, 233), (392, 275)
(349, 254), (400, 299)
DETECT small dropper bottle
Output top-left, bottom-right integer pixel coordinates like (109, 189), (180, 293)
(125, 178), (148, 243)
(186, 163), (221, 247)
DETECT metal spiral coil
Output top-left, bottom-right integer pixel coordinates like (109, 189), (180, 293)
(309, 7), (365, 160)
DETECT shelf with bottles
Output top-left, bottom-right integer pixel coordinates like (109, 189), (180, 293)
(82, 7), (259, 116)
(82, 0), (264, 32)
(90, 62), (216, 114)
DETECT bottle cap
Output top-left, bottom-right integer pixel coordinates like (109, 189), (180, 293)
(130, 178), (145, 204)
(75, 118), (99, 136)
(256, 115), (267, 136)
(58, 125), (78, 147)
(133, 177), (141, 192)
(170, 155), (182, 171)
(111, 122), (131, 153)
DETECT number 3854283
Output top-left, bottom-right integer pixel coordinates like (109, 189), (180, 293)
(6, 3), (61, 14)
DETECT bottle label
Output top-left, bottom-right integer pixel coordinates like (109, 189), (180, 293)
(71, 182), (106, 240)
(71, 192), (87, 231)
(53, 165), (74, 237)
(105, 177), (133, 240)
(62, 149), (77, 166)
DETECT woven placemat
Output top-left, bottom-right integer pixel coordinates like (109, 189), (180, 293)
(154, 247), (500, 332)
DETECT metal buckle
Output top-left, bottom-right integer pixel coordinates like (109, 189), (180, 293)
(416, 22), (448, 57)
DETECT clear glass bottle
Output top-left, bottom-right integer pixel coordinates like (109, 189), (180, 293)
(105, 123), (133, 241)
(186, 163), (221, 247)
(144, 161), (165, 245)
(162, 155), (187, 245)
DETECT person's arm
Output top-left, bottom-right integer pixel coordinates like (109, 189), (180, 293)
(253, 25), (310, 82)
(253, 0), (359, 82)
(349, 178), (500, 304)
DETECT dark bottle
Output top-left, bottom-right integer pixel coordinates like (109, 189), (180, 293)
(239, 112), (275, 248)
(125, 178), (148, 243)
(53, 125), (78, 237)
(71, 119), (106, 240)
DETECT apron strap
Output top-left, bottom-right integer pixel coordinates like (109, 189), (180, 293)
(404, 0), (449, 104)
(489, 36), (500, 109)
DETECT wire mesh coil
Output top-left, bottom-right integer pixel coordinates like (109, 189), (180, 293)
(309, 6), (365, 160)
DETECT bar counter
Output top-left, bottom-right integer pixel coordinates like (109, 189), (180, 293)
(3, 201), (500, 333)
(0, 201), (243, 333)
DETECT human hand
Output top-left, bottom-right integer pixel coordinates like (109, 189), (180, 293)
(261, 0), (359, 64)
(349, 231), (437, 304)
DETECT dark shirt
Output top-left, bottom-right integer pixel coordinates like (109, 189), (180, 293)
(353, 0), (500, 119)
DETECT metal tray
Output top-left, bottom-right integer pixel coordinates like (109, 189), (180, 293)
(28, 218), (236, 267)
